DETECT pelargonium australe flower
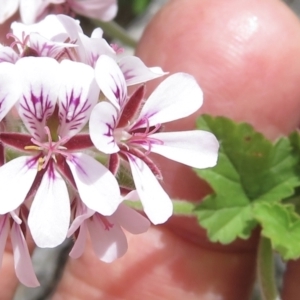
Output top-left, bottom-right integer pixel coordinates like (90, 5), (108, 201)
(0, 56), (122, 248)
(0, 0), (117, 24)
(89, 55), (219, 224)
(68, 191), (150, 263)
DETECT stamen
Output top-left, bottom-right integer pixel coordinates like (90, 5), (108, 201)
(24, 145), (42, 151)
(6, 32), (30, 53)
(24, 126), (71, 171)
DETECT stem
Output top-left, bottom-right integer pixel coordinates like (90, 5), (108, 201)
(125, 199), (196, 217)
(257, 236), (281, 300)
(91, 20), (137, 48)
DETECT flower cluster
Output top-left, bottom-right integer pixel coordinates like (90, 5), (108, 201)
(0, 14), (219, 286)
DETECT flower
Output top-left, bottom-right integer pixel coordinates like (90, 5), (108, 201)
(89, 55), (219, 224)
(0, 0), (117, 24)
(0, 56), (122, 247)
(68, 191), (150, 262)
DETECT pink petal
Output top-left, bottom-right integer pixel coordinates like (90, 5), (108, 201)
(69, 221), (88, 259)
(88, 215), (128, 263)
(28, 166), (70, 248)
(16, 57), (60, 141)
(58, 60), (99, 138)
(126, 154), (173, 224)
(0, 156), (38, 214)
(89, 101), (120, 154)
(119, 56), (167, 86)
(149, 131), (219, 168)
(11, 222), (39, 287)
(113, 203), (150, 234)
(0, 62), (21, 121)
(95, 55), (127, 109)
(134, 73), (203, 129)
(0, 46), (19, 63)
(68, 201), (94, 236)
(66, 153), (122, 216)
(0, 215), (10, 268)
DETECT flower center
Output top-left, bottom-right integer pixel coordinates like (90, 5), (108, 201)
(24, 126), (69, 171)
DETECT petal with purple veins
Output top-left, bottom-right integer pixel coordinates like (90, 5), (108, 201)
(58, 60), (99, 138)
(133, 73), (203, 129)
(95, 55), (127, 109)
(119, 56), (167, 86)
(16, 57), (60, 141)
(89, 101), (120, 154)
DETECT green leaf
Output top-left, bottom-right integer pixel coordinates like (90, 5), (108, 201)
(254, 202), (300, 260)
(194, 115), (300, 244)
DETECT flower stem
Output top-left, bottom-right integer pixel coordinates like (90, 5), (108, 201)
(125, 199), (196, 217)
(257, 236), (281, 300)
(91, 20), (138, 48)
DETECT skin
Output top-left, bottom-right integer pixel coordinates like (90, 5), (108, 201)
(1, 0), (300, 299)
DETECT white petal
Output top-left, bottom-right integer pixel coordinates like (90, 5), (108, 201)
(78, 32), (115, 67)
(119, 56), (167, 86)
(0, 62), (21, 122)
(88, 216), (127, 263)
(0, 156), (38, 214)
(134, 73), (203, 128)
(58, 60), (99, 138)
(19, 0), (51, 24)
(89, 101), (119, 154)
(11, 222), (40, 287)
(126, 154), (173, 224)
(28, 166), (70, 248)
(69, 221), (88, 259)
(67, 153), (122, 216)
(0, 215), (10, 268)
(0, 0), (18, 24)
(11, 14), (82, 43)
(69, 0), (118, 22)
(148, 131), (219, 168)
(16, 57), (60, 140)
(95, 55), (127, 109)
(113, 203), (150, 234)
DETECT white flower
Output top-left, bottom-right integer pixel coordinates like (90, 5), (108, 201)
(0, 56), (122, 247)
(89, 55), (219, 224)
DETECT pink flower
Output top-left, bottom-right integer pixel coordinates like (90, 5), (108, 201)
(89, 55), (219, 224)
(68, 191), (150, 262)
(0, 56), (122, 248)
